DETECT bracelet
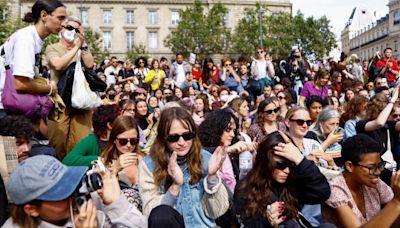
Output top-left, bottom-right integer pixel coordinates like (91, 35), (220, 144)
(48, 84), (53, 96)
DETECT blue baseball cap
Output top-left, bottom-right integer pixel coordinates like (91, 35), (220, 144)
(8, 155), (88, 205)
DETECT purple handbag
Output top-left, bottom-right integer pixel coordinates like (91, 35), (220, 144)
(2, 68), (53, 119)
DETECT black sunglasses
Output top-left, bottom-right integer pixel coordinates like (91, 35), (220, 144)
(275, 160), (294, 170)
(166, 131), (196, 143)
(65, 25), (80, 33)
(393, 114), (400, 118)
(263, 107), (280, 114)
(289, 118), (313, 127)
(278, 96), (286, 100)
(117, 137), (139, 146)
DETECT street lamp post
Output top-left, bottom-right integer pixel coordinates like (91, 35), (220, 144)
(80, 0), (83, 21)
(258, 0), (264, 48)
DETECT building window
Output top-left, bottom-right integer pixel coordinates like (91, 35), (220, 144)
(103, 31), (111, 49)
(81, 9), (89, 25)
(127, 10), (134, 24)
(126, 32), (134, 49)
(148, 10), (157, 25)
(171, 11), (180, 25)
(103, 10), (112, 24)
(395, 10), (400, 25)
(148, 32), (157, 49)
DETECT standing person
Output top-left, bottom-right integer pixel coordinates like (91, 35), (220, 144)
(251, 48), (275, 94)
(145, 59), (166, 95)
(299, 69), (329, 107)
(45, 16), (94, 159)
(170, 53), (192, 88)
(159, 57), (170, 78)
(138, 107), (229, 227)
(104, 56), (119, 86)
(376, 48), (399, 87)
(0, 0), (65, 117)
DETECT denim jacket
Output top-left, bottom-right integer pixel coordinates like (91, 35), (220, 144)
(139, 149), (229, 227)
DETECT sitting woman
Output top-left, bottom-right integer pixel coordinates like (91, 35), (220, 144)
(62, 104), (120, 167)
(325, 134), (400, 227)
(340, 94), (368, 140)
(234, 131), (331, 227)
(139, 107), (229, 227)
(248, 98), (286, 143)
(101, 115), (144, 211)
(306, 107), (343, 166)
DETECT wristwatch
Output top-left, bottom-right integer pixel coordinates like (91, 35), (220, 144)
(80, 46), (88, 51)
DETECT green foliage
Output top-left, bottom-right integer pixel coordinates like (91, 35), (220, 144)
(41, 34), (60, 55)
(164, 0), (231, 59)
(0, 0), (28, 44)
(126, 44), (149, 62)
(84, 27), (109, 64)
(231, 6), (337, 61)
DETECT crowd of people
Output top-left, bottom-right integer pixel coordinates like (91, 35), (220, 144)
(2, 0), (400, 227)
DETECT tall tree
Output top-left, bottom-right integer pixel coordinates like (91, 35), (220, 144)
(84, 28), (109, 64)
(164, 0), (230, 59)
(0, 0), (27, 44)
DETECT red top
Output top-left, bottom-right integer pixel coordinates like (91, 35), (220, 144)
(376, 58), (399, 83)
(201, 67), (220, 85)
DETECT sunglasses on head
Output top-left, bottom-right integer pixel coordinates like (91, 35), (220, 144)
(263, 107), (280, 114)
(289, 118), (313, 126)
(65, 25), (80, 33)
(166, 131), (196, 143)
(275, 160), (294, 170)
(117, 137), (139, 146)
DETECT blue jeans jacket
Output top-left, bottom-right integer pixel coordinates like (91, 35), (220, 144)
(143, 150), (217, 227)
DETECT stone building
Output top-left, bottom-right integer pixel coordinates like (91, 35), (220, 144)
(13, 0), (292, 60)
(341, 0), (400, 60)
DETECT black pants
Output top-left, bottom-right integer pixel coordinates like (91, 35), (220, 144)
(148, 205), (185, 228)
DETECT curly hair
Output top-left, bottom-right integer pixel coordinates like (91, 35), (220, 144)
(92, 105), (121, 138)
(198, 109), (239, 148)
(0, 115), (34, 139)
(340, 94), (368, 125)
(366, 93), (388, 121)
(134, 56), (148, 69)
(150, 107), (203, 189)
(236, 132), (298, 220)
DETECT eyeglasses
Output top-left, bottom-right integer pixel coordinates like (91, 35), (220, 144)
(275, 160), (294, 170)
(117, 137), (139, 146)
(263, 107), (280, 114)
(289, 119), (313, 127)
(278, 96), (286, 100)
(139, 61), (145, 64)
(355, 161), (386, 175)
(65, 25), (80, 33)
(164, 92), (172, 95)
(393, 114), (400, 118)
(166, 131), (196, 143)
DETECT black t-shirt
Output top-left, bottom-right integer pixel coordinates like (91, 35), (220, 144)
(355, 120), (398, 154)
(118, 69), (135, 79)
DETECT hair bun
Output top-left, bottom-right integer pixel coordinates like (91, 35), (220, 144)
(23, 12), (35, 23)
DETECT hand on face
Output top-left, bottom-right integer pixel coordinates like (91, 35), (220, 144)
(273, 131), (304, 165)
(168, 151), (184, 186)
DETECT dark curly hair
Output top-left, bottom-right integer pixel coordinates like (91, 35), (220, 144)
(0, 115), (34, 139)
(198, 108), (239, 148)
(92, 105), (121, 138)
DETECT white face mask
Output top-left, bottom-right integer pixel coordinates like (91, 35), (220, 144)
(220, 94), (229, 102)
(62, 29), (76, 43)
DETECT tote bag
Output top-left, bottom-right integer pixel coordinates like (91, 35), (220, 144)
(71, 51), (102, 110)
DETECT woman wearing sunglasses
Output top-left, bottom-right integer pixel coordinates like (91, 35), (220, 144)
(234, 131), (330, 227)
(248, 98), (286, 143)
(325, 134), (400, 227)
(101, 115), (144, 211)
(139, 107), (229, 227)
(276, 90), (294, 123)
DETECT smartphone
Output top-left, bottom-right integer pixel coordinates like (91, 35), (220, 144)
(334, 128), (344, 135)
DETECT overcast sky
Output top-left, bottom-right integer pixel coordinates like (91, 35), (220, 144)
(290, 0), (389, 39)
